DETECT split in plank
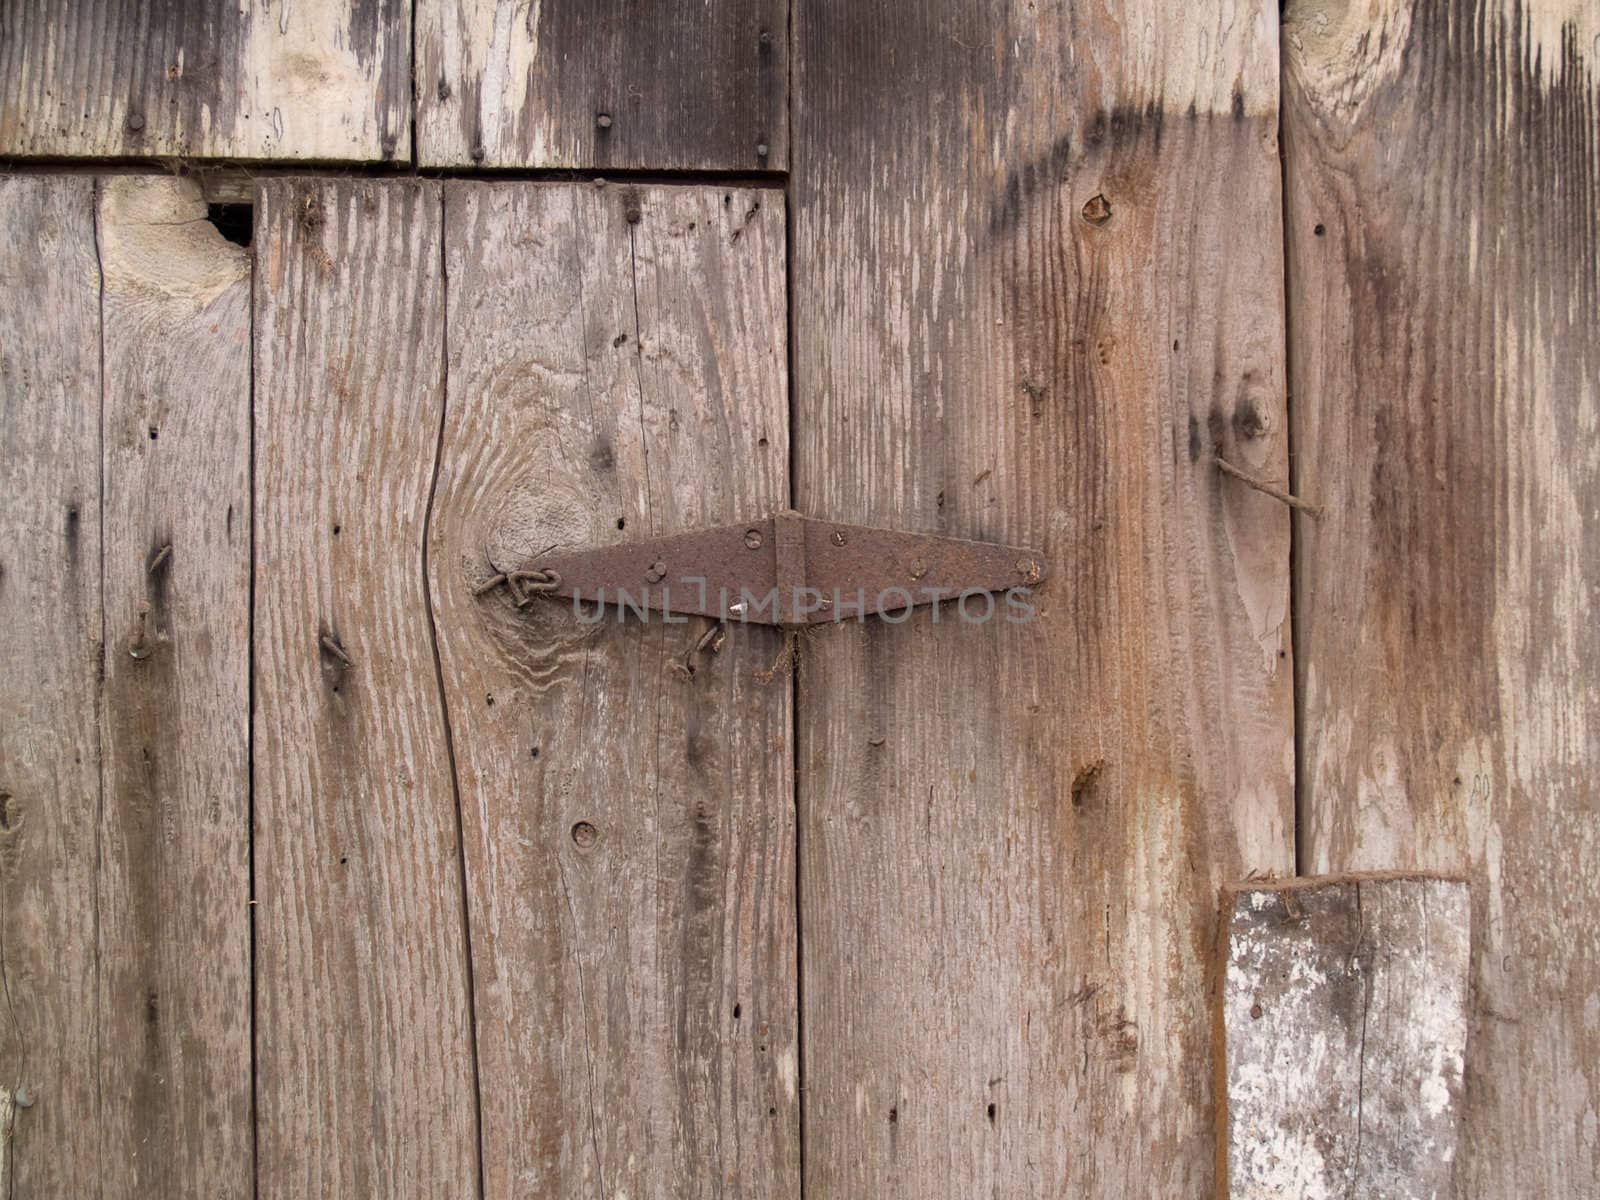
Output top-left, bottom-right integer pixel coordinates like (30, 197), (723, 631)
(1220, 874), (1470, 1200)
(252, 178), (477, 1197)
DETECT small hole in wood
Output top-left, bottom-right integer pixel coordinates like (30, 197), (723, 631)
(888, 1106), (898, 1123)
(339, 856), (348, 866)
(768, 1107), (777, 1117)
(148, 426), (158, 441)
(757, 437), (769, 448)
(530, 746), (541, 759)
(616, 517), (626, 530)
(733, 1003), (741, 1020)
(986, 1102), (996, 1124)
(486, 694), (495, 707)
(207, 203), (254, 248)
(332, 524), (341, 536)
(1314, 223), (1326, 237)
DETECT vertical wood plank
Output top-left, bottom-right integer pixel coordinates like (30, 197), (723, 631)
(416, 1), (787, 170)
(0, 0), (410, 162)
(430, 182), (797, 1199)
(793, 3), (1294, 1194)
(1220, 876), (1470, 1199)
(1284, 1), (1600, 1191)
(253, 178), (478, 1197)
(0, 174), (103, 1200)
(96, 175), (253, 1195)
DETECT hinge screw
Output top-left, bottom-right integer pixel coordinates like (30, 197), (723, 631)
(744, 528), (764, 549)
(645, 561), (667, 584)
(831, 530), (847, 546)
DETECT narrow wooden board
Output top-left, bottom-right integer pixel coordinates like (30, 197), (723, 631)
(1283, 1), (1600, 1191)
(1220, 875), (1470, 1199)
(96, 175), (254, 1195)
(431, 182), (796, 1198)
(0, 174), (103, 1200)
(792, 4), (1294, 1194)
(252, 178), (478, 1197)
(416, 1), (787, 170)
(0, 0), (410, 161)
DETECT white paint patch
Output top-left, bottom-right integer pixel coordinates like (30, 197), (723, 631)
(775, 1045), (797, 1104)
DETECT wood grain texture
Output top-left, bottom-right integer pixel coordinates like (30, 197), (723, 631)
(792, 3), (1294, 1195)
(1284, 1), (1600, 1192)
(416, 0), (787, 170)
(1220, 875), (1470, 1199)
(252, 178), (477, 1197)
(96, 175), (253, 1196)
(0, 175), (103, 1200)
(430, 181), (796, 1198)
(0, 0), (409, 162)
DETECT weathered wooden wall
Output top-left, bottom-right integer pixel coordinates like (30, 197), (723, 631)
(1, 0), (1597, 1196)
(1284, 0), (1600, 1192)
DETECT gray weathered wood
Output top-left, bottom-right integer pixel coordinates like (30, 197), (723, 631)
(416, 1), (787, 170)
(430, 181), (797, 1198)
(96, 174), (253, 1195)
(252, 178), (478, 1197)
(0, 174), (104, 1199)
(1284, 1), (1600, 1191)
(0, 0), (410, 162)
(792, 2), (1294, 1193)
(1221, 875), (1470, 1199)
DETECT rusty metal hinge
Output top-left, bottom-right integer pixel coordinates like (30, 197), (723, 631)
(477, 511), (1046, 626)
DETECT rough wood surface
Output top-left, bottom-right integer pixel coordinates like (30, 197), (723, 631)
(1284, 1), (1600, 1192)
(96, 175), (253, 1196)
(792, 3), (1294, 1195)
(416, 0), (787, 170)
(252, 178), (477, 1197)
(0, 175), (104, 1199)
(0, 0), (410, 162)
(430, 181), (796, 1198)
(1220, 875), (1470, 1199)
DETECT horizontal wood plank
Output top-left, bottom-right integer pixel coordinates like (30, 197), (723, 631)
(432, 180), (796, 1198)
(417, 0), (787, 169)
(0, 0), (410, 161)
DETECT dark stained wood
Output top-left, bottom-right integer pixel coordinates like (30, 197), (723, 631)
(0, 174), (103, 1200)
(416, 1), (787, 170)
(792, 3), (1295, 1193)
(96, 174), (254, 1196)
(1220, 875), (1470, 1199)
(252, 178), (478, 1197)
(0, 0), (410, 161)
(430, 181), (797, 1198)
(1284, 0), (1600, 1191)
